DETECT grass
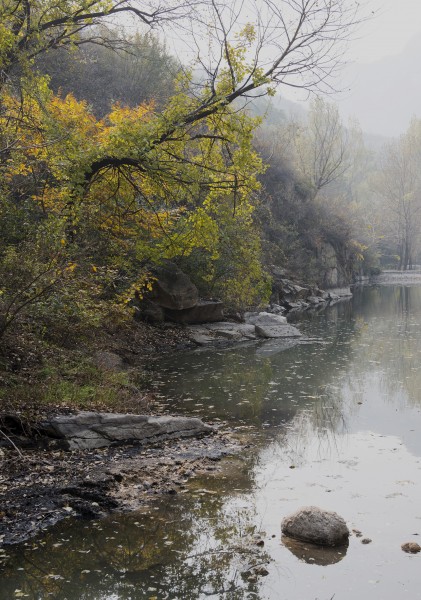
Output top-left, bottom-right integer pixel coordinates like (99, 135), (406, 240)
(0, 352), (155, 423)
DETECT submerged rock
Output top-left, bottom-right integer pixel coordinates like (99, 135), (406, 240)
(188, 322), (256, 345)
(281, 506), (349, 547)
(41, 412), (214, 450)
(282, 535), (348, 565)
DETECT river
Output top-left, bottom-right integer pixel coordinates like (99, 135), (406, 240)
(2, 284), (421, 599)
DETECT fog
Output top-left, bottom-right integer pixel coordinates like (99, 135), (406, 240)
(280, 0), (421, 138)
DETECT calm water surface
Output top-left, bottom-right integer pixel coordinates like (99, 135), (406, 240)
(2, 285), (421, 599)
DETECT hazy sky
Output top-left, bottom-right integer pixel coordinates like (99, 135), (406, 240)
(349, 0), (421, 63)
(330, 0), (421, 137)
(163, 0), (421, 138)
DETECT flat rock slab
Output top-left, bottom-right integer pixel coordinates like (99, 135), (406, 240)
(188, 322), (256, 344)
(205, 322), (256, 339)
(41, 412), (214, 450)
(281, 506), (349, 547)
(255, 324), (302, 339)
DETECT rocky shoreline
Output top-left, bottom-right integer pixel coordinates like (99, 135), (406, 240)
(0, 420), (246, 546)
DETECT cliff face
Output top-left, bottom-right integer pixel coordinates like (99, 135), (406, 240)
(317, 241), (354, 289)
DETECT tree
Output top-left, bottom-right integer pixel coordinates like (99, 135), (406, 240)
(37, 29), (179, 117)
(0, 0), (364, 337)
(377, 119), (421, 270)
(285, 97), (351, 201)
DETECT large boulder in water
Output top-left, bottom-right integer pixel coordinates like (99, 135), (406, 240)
(281, 506), (349, 547)
(149, 262), (199, 310)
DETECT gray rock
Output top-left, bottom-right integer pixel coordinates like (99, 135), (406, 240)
(243, 311), (260, 324)
(269, 303), (285, 314)
(205, 322), (256, 340)
(149, 261), (199, 310)
(255, 324), (301, 339)
(254, 312), (287, 326)
(327, 287), (353, 298)
(165, 300), (224, 324)
(281, 506), (349, 547)
(307, 296), (322, 305)
(93, 351), (125, 372)
(291, 285), (310, 299)
(41, 412), (213, 450)
(189, 332), (217, 346)
(401, 542), (421, 553)
(134, 298), (165, 323)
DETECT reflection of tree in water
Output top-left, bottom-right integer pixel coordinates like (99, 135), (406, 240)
(154, 345), (278, 424)
(154, 300), (357, 439)
(343, 286), (421, 408)
(2, 487), (271, 600)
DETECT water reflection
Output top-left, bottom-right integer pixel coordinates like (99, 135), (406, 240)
(1, 462), (270, 600)
(281, 535), (348, 566)
(4, 286), (421, 599)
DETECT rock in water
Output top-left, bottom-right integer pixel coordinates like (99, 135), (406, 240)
(41, 412), (214, 450)
(281, 506), (349, 547)
(401, 542), (421, 554)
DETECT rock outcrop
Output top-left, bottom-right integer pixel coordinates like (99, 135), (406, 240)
(281, 506), (349, 547)
(165, 300), (224, 324)
(270, 265), (353, 312)
(40, 412), (214, 450)
(149, 262), (199, 310)
(135, 262), (225, 324)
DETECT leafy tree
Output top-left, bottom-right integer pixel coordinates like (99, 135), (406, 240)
(0, 0), (364, 339)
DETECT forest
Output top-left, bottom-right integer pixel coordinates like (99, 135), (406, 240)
(1, 0), (421, 411)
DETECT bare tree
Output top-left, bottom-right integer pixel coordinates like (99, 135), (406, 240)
(285, 97), (350, 201)
(1, 0), (364, 92)
(378, 121), (421, 270)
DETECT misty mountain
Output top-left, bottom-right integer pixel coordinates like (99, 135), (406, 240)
(338, 34), (421, 138)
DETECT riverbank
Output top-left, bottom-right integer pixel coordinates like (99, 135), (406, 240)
(0, 279), (353, 547)
(0, 418), (251, 546)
